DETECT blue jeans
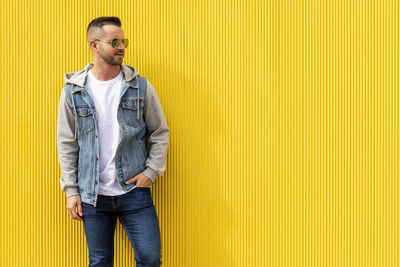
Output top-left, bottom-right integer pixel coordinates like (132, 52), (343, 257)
(82, 187), (162, 267)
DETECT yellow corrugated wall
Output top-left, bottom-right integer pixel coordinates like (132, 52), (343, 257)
(0, 0), (398, 266)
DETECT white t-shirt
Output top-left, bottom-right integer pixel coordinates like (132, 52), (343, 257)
(86, 69), (127, 196)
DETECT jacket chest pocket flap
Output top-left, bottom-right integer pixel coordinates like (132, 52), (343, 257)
(121, 99), (138, 110)
(76, 106), (95, 133)
(121, 98), (143, 126)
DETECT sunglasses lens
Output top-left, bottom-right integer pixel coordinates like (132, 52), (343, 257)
(122, 39), (129, 48)
(111, 39), (128, 48)
(111, 39), (120, 48)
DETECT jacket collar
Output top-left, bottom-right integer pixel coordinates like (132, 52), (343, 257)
(64, 62), (139, 90)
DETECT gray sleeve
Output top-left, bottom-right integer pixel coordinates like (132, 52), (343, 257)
(141, 80), (170, 183)
(56, 88), (80, 198)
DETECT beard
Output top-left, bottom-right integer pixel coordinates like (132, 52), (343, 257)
(98, 48), (123, 66)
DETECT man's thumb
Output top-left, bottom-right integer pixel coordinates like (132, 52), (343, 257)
(78, 203), (83, 216)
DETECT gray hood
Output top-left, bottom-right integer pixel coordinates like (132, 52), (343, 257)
(64, 62), (139, 87)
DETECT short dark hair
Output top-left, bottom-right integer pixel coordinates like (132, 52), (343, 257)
(87, 16), (121, 40)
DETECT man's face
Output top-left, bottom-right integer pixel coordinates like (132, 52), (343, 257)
(96, 25), (125, 66)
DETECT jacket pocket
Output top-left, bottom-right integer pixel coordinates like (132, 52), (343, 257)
(76, 106), (95, 133)
(121, 98), (143, 127)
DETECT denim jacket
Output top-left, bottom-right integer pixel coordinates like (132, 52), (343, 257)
(56, 63), (170, 207)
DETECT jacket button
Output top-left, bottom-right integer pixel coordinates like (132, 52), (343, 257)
(82, 110), (87, 115)
(95, 180), (98, 184)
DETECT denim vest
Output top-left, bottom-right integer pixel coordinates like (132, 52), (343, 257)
(64, 75), (148, 206)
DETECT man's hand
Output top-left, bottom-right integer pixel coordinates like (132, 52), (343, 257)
(125, 173), (152, 188)
(66, 195), (83, 221)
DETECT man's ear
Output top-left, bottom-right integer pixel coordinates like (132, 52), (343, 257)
(88, 40), (98, 53)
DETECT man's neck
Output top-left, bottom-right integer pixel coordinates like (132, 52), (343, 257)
(90, 63), (122, 81)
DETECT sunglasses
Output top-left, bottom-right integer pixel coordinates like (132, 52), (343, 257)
(94, 38), (129, 48)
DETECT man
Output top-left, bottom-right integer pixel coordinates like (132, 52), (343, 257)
(56, 16), (169, 267)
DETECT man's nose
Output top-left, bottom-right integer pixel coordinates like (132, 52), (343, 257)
(117, 42), (126, 49)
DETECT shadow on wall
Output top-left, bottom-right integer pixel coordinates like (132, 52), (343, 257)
(112, 63), (237, 266)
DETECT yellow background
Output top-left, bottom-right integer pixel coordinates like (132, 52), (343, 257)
(1, 0), (399, 266)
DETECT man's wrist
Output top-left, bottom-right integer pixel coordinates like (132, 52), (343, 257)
(66, 187), (80, 198)
(141, 168), (158, 184)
